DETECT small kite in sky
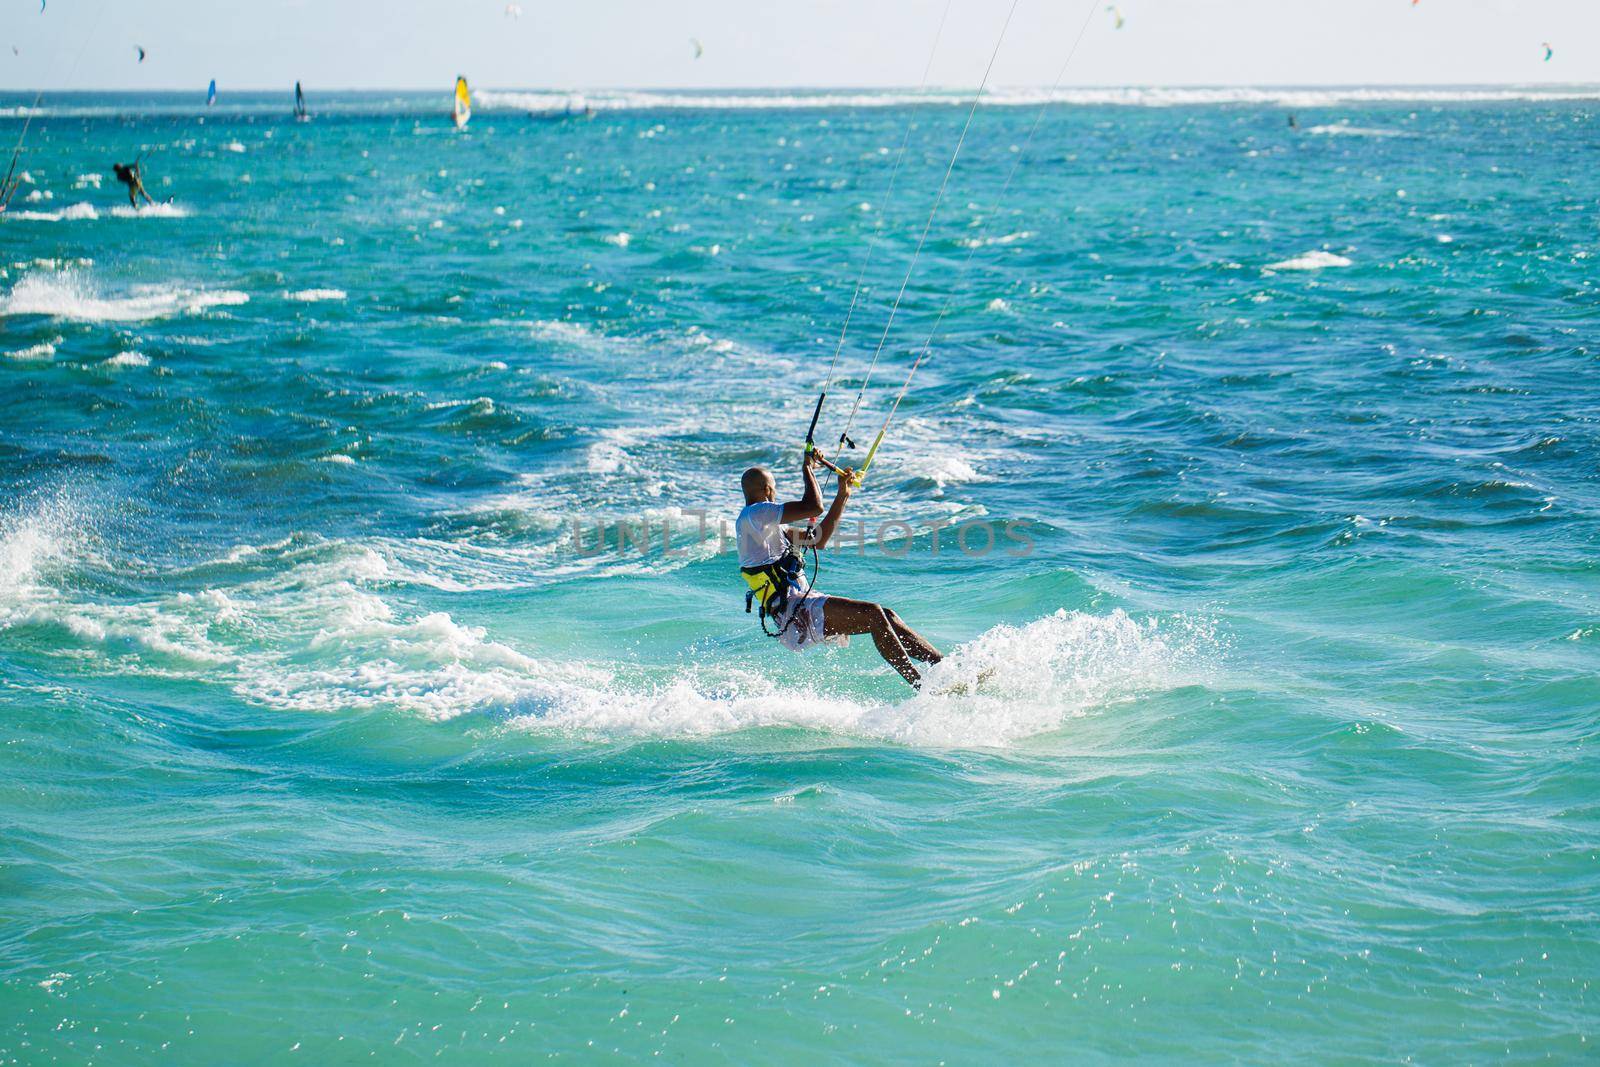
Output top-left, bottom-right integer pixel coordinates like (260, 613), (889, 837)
(690, 37), (703, 59)
(504, 3), (522, 17)
(137, 46), (146, 62)
(1542, 42), (1553, 62)
(40, 0), (46, 12)
(1106, 5), (1125, 29)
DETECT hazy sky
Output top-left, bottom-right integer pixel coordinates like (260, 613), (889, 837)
(2, 0), (1594, 91)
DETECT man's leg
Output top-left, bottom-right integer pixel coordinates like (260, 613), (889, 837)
(822, 595), (921, 687)
(884, 607), (941, 665)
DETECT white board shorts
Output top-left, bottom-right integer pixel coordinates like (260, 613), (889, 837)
(774, 591), (847, 653)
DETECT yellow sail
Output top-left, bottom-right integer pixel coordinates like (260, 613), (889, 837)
(453, 76), (471, 128)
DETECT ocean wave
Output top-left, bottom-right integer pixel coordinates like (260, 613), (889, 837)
(1, 272), (248, 322)
(0, 498), (70, 602)
(109, 202), (190, 218)
(1266, 250), (1352, 271)
(0, 495), (1208, 743)
(1, 202), (100, 222)
(284, 288), (348, 302)
(526, 318), (607, 348)
(502, 608), (1209, 747)
(957, 230), (1034, 249)
(1305, 123), (1406, 138)
(5, 337), (60, 360)
(1, 201), (187, 221)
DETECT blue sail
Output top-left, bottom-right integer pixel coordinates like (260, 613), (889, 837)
(206, 79), (217, 107)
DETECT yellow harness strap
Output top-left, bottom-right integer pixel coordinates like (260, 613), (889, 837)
(740, 568), (781, 611)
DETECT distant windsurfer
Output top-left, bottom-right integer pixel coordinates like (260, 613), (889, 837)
(737, 449), (942, 687)
(112, 161), (155, 209)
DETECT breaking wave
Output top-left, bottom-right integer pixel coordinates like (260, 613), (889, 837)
(1266, 250), (1353, 271)
(1, 272), (248, 322)
(0, 496), (1213, 748)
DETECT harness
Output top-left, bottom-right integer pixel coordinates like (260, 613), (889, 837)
(741, 546), (810, 639)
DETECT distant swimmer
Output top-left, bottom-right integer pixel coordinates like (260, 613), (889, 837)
(1288, 114), (1299, 131)
(737, 449), (943, 688)
(112, 160), (155, 208)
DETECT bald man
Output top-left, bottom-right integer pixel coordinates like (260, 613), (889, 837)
(735, 449), (942, 687)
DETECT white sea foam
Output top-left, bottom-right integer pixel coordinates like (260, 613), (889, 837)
(0, 487), (1212, 744)
(5, 338), (59, 360)
(502, 608), (1207, 747)
(104, 350), (150, 367)
(475, 85), (1600, 114)
(1, 272), (249, 322)
(109, 202), (190, 218)
(602, 232), (632, 247)
(1, 202), (99, 222)
(9, 257), (93, 270)
(3, 201), (188, 221)
(0, 494), (81, 609)
(1305, 123), (1405, 138)
(1266, 250), (1352, 271)
(46, 85), (1593, 121)
(898, 453), (984, 493)
(958, 230), (1034, 249)
(222, 140), (246, 153)
(526, 319), (604, 347)
(285, 288), (348, 302)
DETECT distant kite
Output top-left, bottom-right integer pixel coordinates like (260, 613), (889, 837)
(1542, 42), (1553, 62)
(690, 37), (703, 59)
(40, 0), (45, 11)
(137, 46), (146, 62)
(1106, 5), (1125, 29)
(504, 3), (522, 16)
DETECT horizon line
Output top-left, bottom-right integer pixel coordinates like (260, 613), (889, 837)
(4, 79), (1599, 95)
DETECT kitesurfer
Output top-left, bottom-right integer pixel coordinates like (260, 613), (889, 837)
(112, 160), (155, 209)
(737, 449), (943, 687)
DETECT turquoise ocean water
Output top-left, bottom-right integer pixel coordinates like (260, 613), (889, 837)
(2, 87), (1598, 1061)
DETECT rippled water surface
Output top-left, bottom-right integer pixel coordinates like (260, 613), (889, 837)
(2, 90), (1597, 1061)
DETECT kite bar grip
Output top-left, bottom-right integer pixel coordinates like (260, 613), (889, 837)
(803, 392), (825, 454)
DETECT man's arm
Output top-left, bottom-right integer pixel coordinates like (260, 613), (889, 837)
(808, 469), (854, 550)
(779, 449), (825, 524)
